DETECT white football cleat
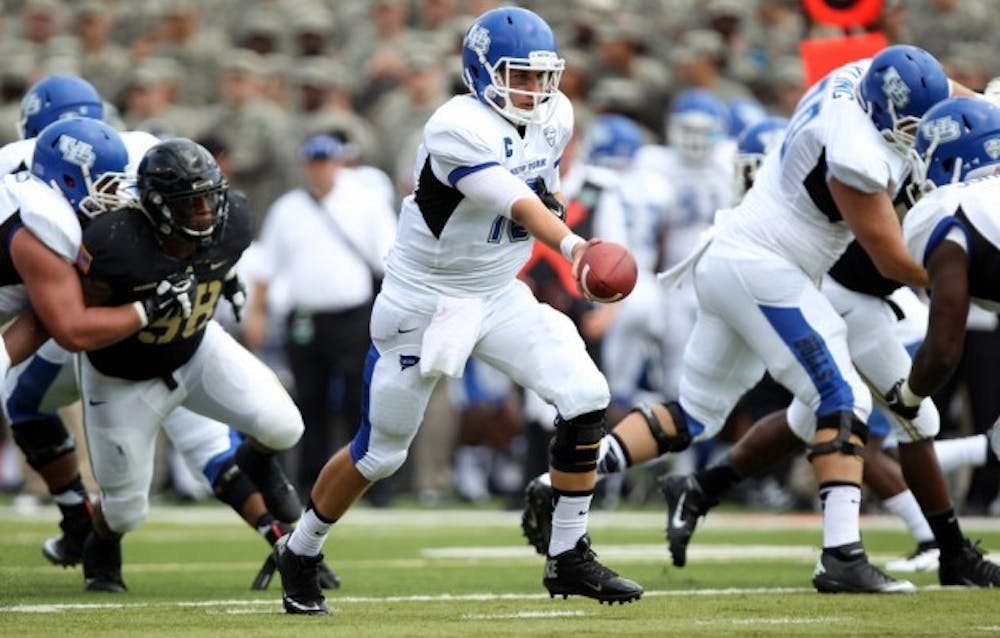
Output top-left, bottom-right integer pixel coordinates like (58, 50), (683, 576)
(885, 541), (940, 573)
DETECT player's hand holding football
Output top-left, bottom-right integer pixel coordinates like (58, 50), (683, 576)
(222, 267), (247, 322)
(140, 272), (198, 324)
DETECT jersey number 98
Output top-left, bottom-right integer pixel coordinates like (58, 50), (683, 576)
(137, 280), (222, 344)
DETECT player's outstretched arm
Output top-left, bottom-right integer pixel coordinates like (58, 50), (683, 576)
(10, 227), (145, 352)
(829, 177), (928, 287)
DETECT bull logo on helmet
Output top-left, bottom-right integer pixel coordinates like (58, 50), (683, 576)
(882, 66), (911, 109)
(985, 137), (1000, 161)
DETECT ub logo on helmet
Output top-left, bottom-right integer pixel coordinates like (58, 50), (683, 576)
(465, 23), (490, 56)
(881, 67), (911, 109)
(922, 115), (962, 145)
(57, 135), (96, 169)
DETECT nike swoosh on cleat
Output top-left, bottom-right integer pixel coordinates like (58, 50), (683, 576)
(285, 597), (325, 612)
(583, 580), (603, 593)
(671, 492), (687, 530)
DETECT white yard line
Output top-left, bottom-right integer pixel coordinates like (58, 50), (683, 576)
(6, 504), (1000, 532)
(4, 585), (966, 614)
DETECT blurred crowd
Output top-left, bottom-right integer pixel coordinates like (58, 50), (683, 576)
(1, 0), (998, 515)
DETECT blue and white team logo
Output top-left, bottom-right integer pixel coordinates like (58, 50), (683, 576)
(20, 92), (41, 117)
(543, 125), (557, 147)
(985, 137), (1000, 161)
(57, 134), (96, 169)
(882, 66), (911, 109)
(922, 115), (961, 144)
(465, 23), (490, 56)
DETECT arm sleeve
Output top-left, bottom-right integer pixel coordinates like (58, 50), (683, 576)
(454, 165), (536, 220)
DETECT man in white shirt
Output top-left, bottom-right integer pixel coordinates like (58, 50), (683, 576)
(246, 133), (397, 497)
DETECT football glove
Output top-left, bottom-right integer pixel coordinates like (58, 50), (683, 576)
(222, 266), (247, 322)
(533, 178), (566, 221)
(140, 272), (197, 323)
(885, 379), (921, 420)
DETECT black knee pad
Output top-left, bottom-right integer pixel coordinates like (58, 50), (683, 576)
(631, 401), (691, 455)
(11, 418), (74, 471)
(550, 410), (606, 473)
(807, 412), (867, 461)
(212, 458), (257, 512)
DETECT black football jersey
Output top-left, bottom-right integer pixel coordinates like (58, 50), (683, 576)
(78, 193), (253, 380)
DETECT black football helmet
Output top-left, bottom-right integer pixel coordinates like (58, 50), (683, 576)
(137, 138), (228, 246)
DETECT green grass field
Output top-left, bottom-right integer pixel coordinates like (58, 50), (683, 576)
(1, 504), (999, 636)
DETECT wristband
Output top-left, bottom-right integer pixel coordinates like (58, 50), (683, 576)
(900, 379), (924, 407)
(560, 233), (586, 262)
(133, 301), (149, 328)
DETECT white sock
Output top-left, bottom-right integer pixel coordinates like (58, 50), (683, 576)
(933, 435), (987, 473)
(883, 490), (935, 544)
(287, 508), (332, 557)
(548, 493), (593, 557)
(819, 485), (861, 548)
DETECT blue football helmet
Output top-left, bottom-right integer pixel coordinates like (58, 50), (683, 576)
(668, 89), (730, 163)
(858, 45), (949, 154)
(734, 116), (788, 197)
(461, 7), (564, 125)
(728, 97), (767, 139)
(31, 118), (130, 218)
(18, 75), (105, 140)
(583, 114), (644, 168)
(911, 97), (1000, 196)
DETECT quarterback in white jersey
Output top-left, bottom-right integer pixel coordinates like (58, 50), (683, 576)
(274, 7), (642, 615)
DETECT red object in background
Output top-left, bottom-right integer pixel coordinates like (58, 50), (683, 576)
(799, 31), (888, 86)
(803, 0), (883, 28)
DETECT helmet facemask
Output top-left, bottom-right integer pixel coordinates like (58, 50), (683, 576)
(150, 181), (229, 244)
(471, 52), (564, 126)
(77, 168), (133, 219)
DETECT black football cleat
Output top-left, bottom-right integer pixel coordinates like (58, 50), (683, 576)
(660, 474), (718, 567)
(274, 536), (330, 615)
(543, 535), (643, 604)
(521, 476), (554, 556)
(235, 443), (303, 524)
(42, 533), (86, 567)
(82, 532), (127, 593)
(254, 551), (341, 591)
(939, 539), (1000, 587)
(813, 545), (915, 593)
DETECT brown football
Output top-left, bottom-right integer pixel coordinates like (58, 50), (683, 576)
(577, 241), (638, 303)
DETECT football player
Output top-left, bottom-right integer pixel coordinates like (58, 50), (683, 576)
(74, 139), (305, 593)
(528, 45), (963, 594)
(635, 89), (736, 396)
(273, 7), (642, 615)
(1, 76), (320, 589)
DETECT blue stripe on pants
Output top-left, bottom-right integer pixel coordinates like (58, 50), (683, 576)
(759, 305), (854, 416)
(349, 344), (380, 464)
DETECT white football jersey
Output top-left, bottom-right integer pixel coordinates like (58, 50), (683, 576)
(636, 142), (735, 269)
(0, 130), (158, 177)
(716, 60), (910, 279)
(0, 172), (80, 262)
(385, 93), (572, 298)
(903, 174), (1000, 311)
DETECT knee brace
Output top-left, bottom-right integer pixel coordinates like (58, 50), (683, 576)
(211, 458), (257, 512)
(807, 412), (867, 461)
(550, 410), (606, 473)
(631, 402), (691, 455)
(10, 418), (74, 471)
